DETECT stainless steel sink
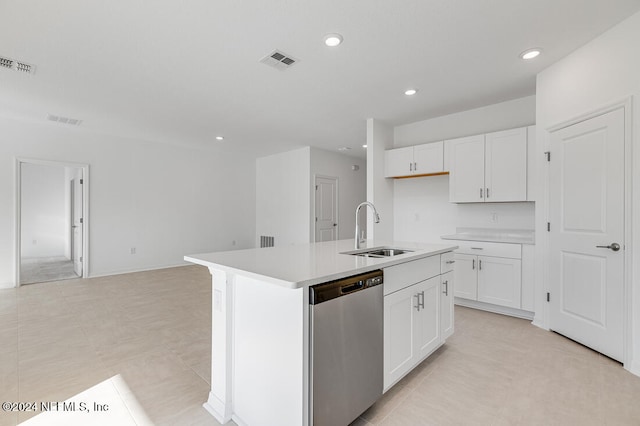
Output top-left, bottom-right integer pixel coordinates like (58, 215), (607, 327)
(341, 247), (413, 258)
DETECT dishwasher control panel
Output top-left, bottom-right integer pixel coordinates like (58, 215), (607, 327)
(309, 270), (383, 305)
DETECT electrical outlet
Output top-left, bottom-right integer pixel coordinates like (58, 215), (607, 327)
(130, 247), (136, 255)
(491, 212), (498, 223)
(32, 239), (37, 245)
(232, 240), (236, 246)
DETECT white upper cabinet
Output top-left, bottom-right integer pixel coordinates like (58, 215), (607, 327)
(446, 135), (485, 202)
(447, 127), (528, 203)
(485, 128), (528, 202)
(385, 141), (444, 178)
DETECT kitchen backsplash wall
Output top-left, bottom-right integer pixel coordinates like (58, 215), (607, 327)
(393, 174), (534, 244)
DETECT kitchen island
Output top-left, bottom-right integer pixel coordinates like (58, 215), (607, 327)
(185, 239), (457, 426)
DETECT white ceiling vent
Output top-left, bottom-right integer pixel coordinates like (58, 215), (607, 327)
(47, 114), (82, 127)
(260, 50), (298, 70)
(0, 54), (36, 75)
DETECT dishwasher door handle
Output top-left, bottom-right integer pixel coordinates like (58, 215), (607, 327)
(340, 281), (364, 294)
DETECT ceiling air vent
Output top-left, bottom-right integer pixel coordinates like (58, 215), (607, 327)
(47, 114), (82, 127)
(260, 50), (299, 71)
(0, 54), (36, 75)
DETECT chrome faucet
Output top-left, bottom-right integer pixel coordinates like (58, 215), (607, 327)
(354, 202), (380, 249)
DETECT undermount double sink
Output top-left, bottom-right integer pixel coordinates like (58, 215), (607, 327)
(342, 247), (413, 258)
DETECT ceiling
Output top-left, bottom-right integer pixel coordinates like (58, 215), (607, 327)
(1, 0), (639, 158)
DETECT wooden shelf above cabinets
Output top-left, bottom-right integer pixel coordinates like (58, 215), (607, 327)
(392, 171), (449, 179)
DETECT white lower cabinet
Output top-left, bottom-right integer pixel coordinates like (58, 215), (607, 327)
(384, 277), (440, 390)
(383, 253), (453, 391)
(453, 241), (523, 310)
(477, 256), (521, 308)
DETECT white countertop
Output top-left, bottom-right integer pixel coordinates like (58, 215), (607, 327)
(185, 239), (457, 289)
(440, 227), (535, 245)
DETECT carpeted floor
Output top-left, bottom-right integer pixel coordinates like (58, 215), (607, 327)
(20, 256), (80, 285)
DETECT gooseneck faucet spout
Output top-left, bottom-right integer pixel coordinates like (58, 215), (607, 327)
(354, 202), (380, 249)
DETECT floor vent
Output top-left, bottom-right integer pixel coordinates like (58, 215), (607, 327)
(260, 236), (275, 248)
(46, 114), (82, 127)
(260, 50), (298, 71)
(0, 54), (36, 75)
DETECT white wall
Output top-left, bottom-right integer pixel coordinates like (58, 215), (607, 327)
(310, 148), (366, 241)
(391, 97), (536, 244)
(20, 163), (67, 258)
(394, 96), (536, 147)
(256, 147), (311, 247)
(0, 116), (256, 288)
(366, 119), (394, 241)
(536, 10), (640, 375)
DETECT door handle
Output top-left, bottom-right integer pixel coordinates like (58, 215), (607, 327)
(596, 242), (620, 252)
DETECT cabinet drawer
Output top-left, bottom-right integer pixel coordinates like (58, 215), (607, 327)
(454, 241), (521, 259)
(383, 256), (440, 296)
(441, 252), (455, 273)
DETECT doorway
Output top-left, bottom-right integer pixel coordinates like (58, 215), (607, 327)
(16, 159), (89, 286)
(548, 107), (626, 362)
(315, 175), (338, 242)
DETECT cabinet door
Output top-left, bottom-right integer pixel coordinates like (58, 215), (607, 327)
(414, 277), (441, 360)
(484, 127), (527, 202)
(477, 256), (522, 308)
(447, 135), (486, 202)
(413, 142), (443, 175)
(383, 283), (417, 390)
(440, 271), (454, 340)
(384, 146), (413, 177)
(453, 253), (477, 300)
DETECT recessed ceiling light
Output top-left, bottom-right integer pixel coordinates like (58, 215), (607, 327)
(520, 48), (542, 60)
(362, 144), (368, 148)
(404, 89), (418, 96)
(216, 136), (224, 141)
(324, 33), (343, 47)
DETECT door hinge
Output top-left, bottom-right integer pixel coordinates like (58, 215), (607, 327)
(544, 151), (550, 162)
(80, 256), (83, 262)
(80, 178), (84, 184)
(546, 292), (550, 302)
(547, 222), (550, 232)
(315, 217), (318, 222)
(80, 218), (84, 224)
(315, 185), (318, 190)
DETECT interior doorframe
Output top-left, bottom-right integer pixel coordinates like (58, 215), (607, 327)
(313, 174), (339, 243)
(542, 96), (633, 370)
(14, 157), (90, 287)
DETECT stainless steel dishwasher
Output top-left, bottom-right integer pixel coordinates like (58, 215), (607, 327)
(310, 270), (383, 426)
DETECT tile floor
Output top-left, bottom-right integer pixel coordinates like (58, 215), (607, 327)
(20, 257), (79, 285)
(1, 265), (639, 425)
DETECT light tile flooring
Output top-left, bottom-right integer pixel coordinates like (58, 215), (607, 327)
(20, 257), (79, 285)
(1, 265), (639, 425)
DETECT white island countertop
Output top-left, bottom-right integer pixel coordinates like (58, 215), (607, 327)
(185, 239), (457, 289)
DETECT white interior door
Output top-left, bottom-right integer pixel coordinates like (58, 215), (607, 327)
(549, 108), (625, 361)
(315, 176), (338, 242)
(71, 174), (83, 276)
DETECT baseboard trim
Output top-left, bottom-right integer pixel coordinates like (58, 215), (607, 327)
(626, 359), (640, 378)
(203, 392), (232, 424)
(455, 298), (535, 321)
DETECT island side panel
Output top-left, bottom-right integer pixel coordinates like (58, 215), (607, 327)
(204, 268), (234, 423)
(233, 274), (308, 426)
